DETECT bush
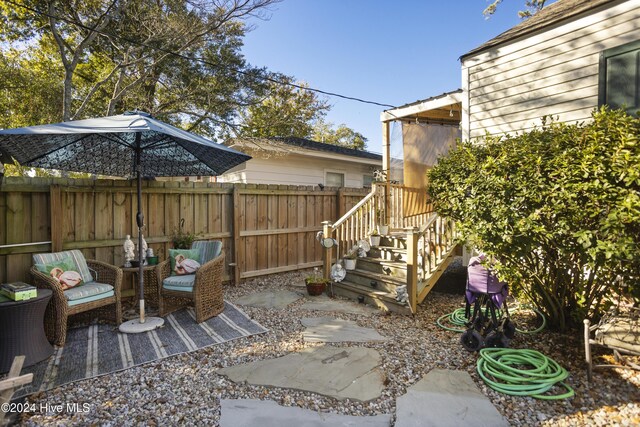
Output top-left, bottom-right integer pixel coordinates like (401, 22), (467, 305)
(427, 108), (640, 331)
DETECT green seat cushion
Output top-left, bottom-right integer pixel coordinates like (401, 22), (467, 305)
(169, 248), (201, 276)
(33, 250), (93, 284)
(35, 256), (85, 290)
(163, 274), (195, 289)
(191, 240), (222, 264)
(67, 290), (115, 307)
(63, 282), (113, 301)
(163, 284), (193, 293)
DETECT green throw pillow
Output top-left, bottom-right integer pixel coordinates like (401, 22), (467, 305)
(169, 248), (202, 276)
(35, 256), (84, 290)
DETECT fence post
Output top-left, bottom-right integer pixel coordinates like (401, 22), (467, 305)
(406, 227), (419, 314)
(49, 184), (63, 252)
(322, 221), (333, 280)
(337, 188), (346, 219)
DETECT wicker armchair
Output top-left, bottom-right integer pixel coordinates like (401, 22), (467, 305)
(156, 240), (225, 323)
(30, 250), (122, 346)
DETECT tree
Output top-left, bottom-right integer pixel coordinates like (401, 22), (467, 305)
(313, 121), (368, 150)
(0, 46), (62, 129)
(238, 75), (330, 139)
(483, 0), (546, 19)
(0, 0), (278, 140)
(427, 108), (640, 331)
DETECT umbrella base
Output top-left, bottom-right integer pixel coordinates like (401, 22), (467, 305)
(119, 316), (165, 333)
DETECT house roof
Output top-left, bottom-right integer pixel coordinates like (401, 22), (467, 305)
(227, 136), (382, 161)
(460, 0), (619, 59)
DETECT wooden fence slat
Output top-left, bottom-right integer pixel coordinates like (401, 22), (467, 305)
(256, 193), (268, 271)
(277, 193), (288, 268)
(6, 193), (31, 281)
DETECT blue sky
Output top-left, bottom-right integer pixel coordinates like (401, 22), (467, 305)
(241, 1), (539, 152)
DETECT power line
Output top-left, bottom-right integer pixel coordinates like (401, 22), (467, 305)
(4, 0), (397, 109)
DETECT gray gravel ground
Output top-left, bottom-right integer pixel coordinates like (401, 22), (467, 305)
(17, 270), (640, 426)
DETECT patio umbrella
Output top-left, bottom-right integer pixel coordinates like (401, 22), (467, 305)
(0, 112), (251, 332)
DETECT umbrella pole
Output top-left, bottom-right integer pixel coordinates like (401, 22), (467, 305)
(137, 167), (145, 324)
(119, 136), (164, 333)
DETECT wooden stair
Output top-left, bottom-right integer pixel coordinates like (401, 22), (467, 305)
(331, 234), (459, 314)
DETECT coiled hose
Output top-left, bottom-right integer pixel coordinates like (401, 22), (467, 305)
(436, 304), (546, 334)
(476, 348), (574, 400)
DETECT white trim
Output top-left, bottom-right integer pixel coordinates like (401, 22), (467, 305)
(462, 65), (471, 142)
(380, 91), (463, 122)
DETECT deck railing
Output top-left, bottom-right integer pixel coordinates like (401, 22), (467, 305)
(388, 184), (434, 230)
(405, 215), (457, 312)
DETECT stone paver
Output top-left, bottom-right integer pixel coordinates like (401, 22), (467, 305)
(234, 290), (302, 309)
(395, 369), (509, 427)
(217, 346), (384, 401)
(300, 294), (380, 315)
(301, 317), (387, 343)
(220, 399), (391, 427)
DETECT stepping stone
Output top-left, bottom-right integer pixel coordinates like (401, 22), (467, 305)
(300, 294), (380, 315)
(220, 399), (392, 427)
(301, 317), (387, 343)
(217, 346), (384, 401)
(234, 290), (302, 309)
(395, 369), (509, 427)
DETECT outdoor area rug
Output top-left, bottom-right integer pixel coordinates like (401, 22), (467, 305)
(15, 301), (267, 398)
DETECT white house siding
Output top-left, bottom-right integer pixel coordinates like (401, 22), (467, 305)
(461, 0), (640, 140)
(216, 153), (378, 188)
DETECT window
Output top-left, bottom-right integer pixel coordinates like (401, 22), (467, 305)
(363, 174), (374, 188)
(599, 40), (640, 115)
(325, 171), (344, 187)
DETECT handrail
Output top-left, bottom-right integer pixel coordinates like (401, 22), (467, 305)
(332, 186), (378, 230)
(417, 212), (438, 234)
(405, 213), (457, 312)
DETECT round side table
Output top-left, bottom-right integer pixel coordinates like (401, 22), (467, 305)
(0, 289), (54, 373)
(122, 265), (159, 309)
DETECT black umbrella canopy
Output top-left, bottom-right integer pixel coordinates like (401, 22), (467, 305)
(0, 112), (251, 177)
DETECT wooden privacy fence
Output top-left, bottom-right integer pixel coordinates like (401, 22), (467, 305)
(0, 177), (368, 290)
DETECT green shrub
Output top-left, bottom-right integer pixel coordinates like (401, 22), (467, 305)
(427, 108), (640, 331)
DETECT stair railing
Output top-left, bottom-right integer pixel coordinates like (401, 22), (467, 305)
(405, 214), (457, 313)
(322, 184), (383, 277)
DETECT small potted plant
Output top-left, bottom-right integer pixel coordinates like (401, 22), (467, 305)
(171, 218), (196, 249)
(369, 228), (381, 247)
(305, 268), (330, 296)
(343, 247), (358, 270)
(376, 208), (389, 235)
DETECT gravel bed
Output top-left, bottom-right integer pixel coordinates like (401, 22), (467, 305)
(16, 270), (640, 426)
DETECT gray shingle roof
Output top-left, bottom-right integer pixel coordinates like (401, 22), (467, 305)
(461, 0), (619, 59)
(227, 137), (382, 161)
(273, 137), (382, 161)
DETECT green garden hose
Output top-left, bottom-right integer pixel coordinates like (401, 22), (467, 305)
(477, 348), (574, 400)
(512, 304), (546, 334)
(436, 308), (468, 332)
(436, 303), (546, 334)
